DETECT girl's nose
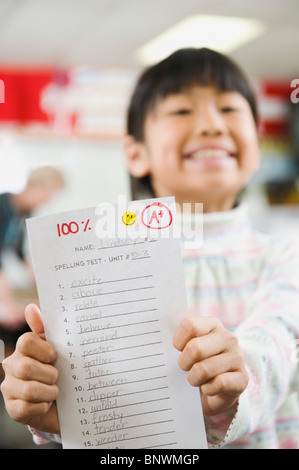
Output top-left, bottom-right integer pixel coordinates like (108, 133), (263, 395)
(194, 107), (226, 137)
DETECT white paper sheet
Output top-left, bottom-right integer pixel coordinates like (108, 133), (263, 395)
(26, 197), (207, 449)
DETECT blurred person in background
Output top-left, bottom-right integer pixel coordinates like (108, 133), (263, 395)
(0, 166), (65, 360)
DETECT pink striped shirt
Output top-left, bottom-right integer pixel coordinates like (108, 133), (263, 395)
(181, 204), (299, 448)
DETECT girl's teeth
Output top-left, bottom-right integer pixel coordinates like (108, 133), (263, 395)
(190, 149), (230, 159)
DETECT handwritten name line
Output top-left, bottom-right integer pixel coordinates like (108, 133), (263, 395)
(97, 239), (157, 251)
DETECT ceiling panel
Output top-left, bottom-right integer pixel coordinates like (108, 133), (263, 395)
(0, 0), (297, 77)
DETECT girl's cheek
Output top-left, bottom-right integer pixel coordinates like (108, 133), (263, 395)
(232, 121), (258, 148)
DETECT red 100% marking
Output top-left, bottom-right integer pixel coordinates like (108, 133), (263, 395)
(57, 219), (91, 237)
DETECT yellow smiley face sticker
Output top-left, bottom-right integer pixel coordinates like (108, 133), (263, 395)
(121, 211), (137, 226)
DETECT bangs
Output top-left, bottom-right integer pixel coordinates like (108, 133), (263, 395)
(152, 48), (253, 101)
(127, 47), (258, 141)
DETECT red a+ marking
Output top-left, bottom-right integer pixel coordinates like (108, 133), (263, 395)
(149, 210), (160, 225)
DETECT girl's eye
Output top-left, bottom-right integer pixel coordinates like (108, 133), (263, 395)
(220, 107), (238, 113)
(172, 109), (192, 115)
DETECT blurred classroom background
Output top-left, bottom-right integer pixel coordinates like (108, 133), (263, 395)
(0, 0), (299, 448)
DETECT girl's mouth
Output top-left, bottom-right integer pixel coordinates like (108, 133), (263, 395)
(184, 148), (237, 160)
(183, 147), (238, 170)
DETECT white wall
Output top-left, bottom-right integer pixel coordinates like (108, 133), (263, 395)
(18, 136), (131, 216)
(1, 135), (131, 286)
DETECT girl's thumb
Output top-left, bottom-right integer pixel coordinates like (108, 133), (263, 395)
(24, 303), (45, 336)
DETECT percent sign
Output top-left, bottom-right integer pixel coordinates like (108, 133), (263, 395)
(57, 219), (91, 237)
(81, 219), (91, 231)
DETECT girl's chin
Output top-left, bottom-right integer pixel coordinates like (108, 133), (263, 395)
(177, 171), (242, 202)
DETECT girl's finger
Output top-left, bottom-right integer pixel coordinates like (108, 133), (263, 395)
(178, 331), (238, 371)
(186, 351), (245, 387)
(201, 370), (249, 397)
(3, 353), (58, 385)
(25, 304), (45, 336)
(16, 332), (57, 365)
(1, 374), (59, 403)
(5, 398), (53, 425)
(173, 316), (225, 351)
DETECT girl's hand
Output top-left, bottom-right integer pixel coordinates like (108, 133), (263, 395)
(173, 316), (249, 416)
(1, 304), (60, 434)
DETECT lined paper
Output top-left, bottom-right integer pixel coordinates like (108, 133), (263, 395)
(26, 197), (207, 449)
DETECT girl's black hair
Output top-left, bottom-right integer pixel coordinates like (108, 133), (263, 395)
(126, 47), (258, 199)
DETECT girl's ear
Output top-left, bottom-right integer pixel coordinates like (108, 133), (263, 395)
(123, 135), (151, 178)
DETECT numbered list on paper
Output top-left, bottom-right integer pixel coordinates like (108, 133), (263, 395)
(26, 198), (207, 449)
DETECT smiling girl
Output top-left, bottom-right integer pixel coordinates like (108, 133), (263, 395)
(1, 48), (299, 449)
